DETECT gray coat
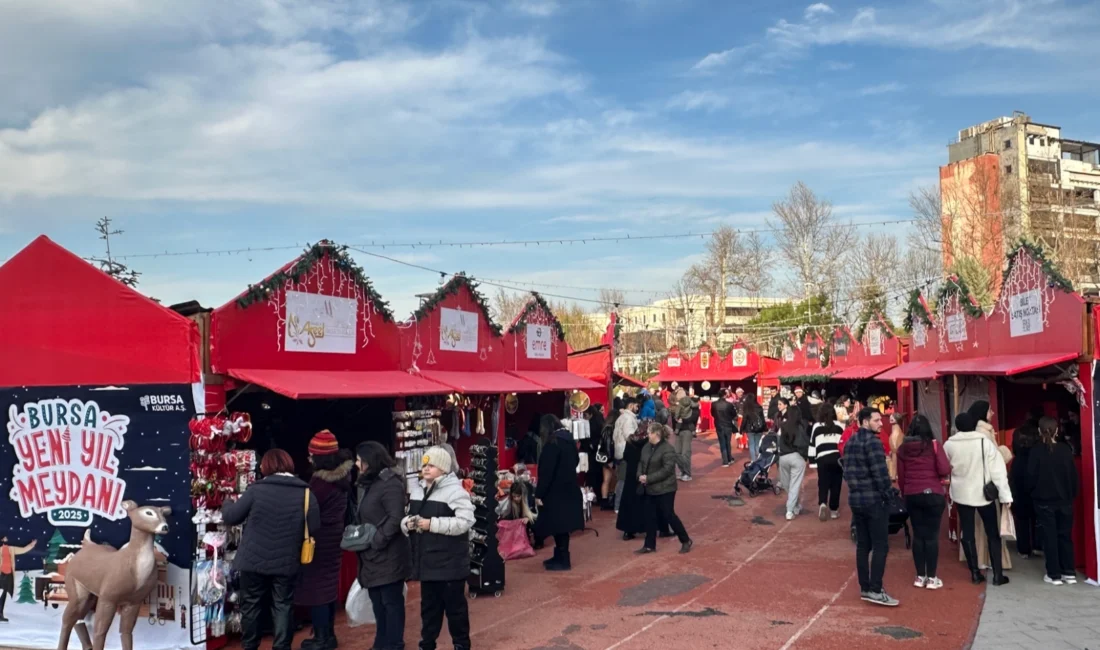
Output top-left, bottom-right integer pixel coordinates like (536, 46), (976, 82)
(355, 467), (412, 589)
(223, 474), (321, 576)
(638, 440), (678, 496)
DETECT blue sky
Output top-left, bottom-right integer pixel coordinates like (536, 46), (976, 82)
(2, 0), (1099, 318)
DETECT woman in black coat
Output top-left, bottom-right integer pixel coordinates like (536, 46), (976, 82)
(1010, 423), (1040, 558)
(354, 441), (412, 650)
(294, 433), (353, 650)
(535, 414), (584, 572)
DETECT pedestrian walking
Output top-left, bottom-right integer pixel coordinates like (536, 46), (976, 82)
(672, 389), (698, 481)
(896, 415), (950, 590)
(403, 447), (475, 650)
(535, 414), (585, 571)
(809, 400), (844, 521)
(1009, 422), (1040, 558)
(635, 423), (693, 555)
(713, 388), (737, 467)
(613, 397), (641, 511)
(944, 412), (1013, 586)
(843, 407), (898, 607)
(1028, 416), (1080, 586)
(353, 442), (411, 650)
(741, 396), (767, 462)
(295, 432), (353, 650)
(776, 398), (809, 521)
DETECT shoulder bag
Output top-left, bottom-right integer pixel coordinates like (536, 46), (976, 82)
(341, 484), (379, 552)
(301, 489), (316, 564)
(980, 438), (999, 502)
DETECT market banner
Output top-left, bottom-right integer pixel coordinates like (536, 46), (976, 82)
(439, 307), (479, 353)
(1, 384), (195, 650)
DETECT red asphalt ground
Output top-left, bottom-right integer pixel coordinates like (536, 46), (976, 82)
(229, 434), (985, 650)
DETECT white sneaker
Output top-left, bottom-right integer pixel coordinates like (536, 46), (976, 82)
(819, 504), (828, 521)
(1062, 574), (1078, 584)
(830, 510), (840, 519)
(1044, 576), (1064, 586)
(913, 576), (927, 588)
(786, 511), (795, 521)
(925, 577), (943, 590)
(861, 591), (900, 607)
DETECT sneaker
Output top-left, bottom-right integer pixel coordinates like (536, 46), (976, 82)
(862, 591), (900, 607)
(925, 577), (944, 590)
(722, 463), (731, 468)
(682, 476), (693, 482)
(1044, 576), (1064, 586)
(785, 512), (795, 521)
(830, 510), (840, 520)
(634, 547), (656, 555)
(1062, 574), (1078, 584)
(679, 540), (694, 554)
(819, 504), (828, 522)
(913, 576), (927, 588)
(793, 504), (802, 516)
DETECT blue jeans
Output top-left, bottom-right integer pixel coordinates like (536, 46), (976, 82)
(748, 432), (764, 462)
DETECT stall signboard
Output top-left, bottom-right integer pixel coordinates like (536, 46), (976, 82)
(833, 335), (849, 358)
(525, 324), (551, 359)
(868, 327), (884, 356)
(0, 384), (194, 650)
(1009, 289), (1044, 338)
(700, 351), (711, 369)
(667, 357), (681, 368)
(946, 313), (967, 344)
(440, 308), (479, 353)
(783, 346), (795, 363)
(285, 290), (357, 354)
(730, 348), (748, 367)
(805, 341), (820, 360)
(912, 319), (928, 348)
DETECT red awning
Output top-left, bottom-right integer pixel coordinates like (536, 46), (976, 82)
(505, 371), (603, 391)
(614, 371), (647, 388)
(875, 362), (938, 382)
(717, 368), (757, 381)
(933, 352), (1080, 376)
(228, 368), (451, 399)
(831, 363), (898, 380)
(418, 370), (545, 394)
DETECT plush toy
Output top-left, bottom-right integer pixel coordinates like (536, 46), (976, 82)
(57, 501), (172, 650)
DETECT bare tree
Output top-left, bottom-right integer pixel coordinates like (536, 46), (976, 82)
(907, 185), (945, 257)
(769, 182), (855, 298)
(491, 288), (529, 324)
(738, 230), (774, 302)
(90, 217), (140, 288)
(845, 233), (900, 322)
(598, 288), (626, 313)
(665, 278), (705, 349)
(684, 226), (745, 343)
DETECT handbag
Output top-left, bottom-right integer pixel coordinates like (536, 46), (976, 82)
(497, 519), (535, 561)
(999, 503), (1017, 541)
(980, 439), (999, 502)
(300, 489), (315, 564)
(341, 522), (379, 552)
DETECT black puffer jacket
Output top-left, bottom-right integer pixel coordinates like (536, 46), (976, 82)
(356, 467), (412, 589)
(223, 474), (321, 576)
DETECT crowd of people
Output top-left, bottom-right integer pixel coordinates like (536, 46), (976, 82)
(218, 386), (1083, 649)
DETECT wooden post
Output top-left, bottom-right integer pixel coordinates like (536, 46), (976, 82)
(952, 375), (960, 422)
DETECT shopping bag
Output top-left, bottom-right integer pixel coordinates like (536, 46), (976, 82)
(1000, 504), (1017, 541)
(497, 519), (535, 561)
(345, 582), (374, 627)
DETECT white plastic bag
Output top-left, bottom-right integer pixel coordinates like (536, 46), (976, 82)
(345, 582), (374, 627)
(345, 581), (408, 627)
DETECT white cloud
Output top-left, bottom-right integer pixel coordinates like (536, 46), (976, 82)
(691, 45), (755, 72)
(804, 3), (834, 20)
(666, 90), (729, 112)
(510, 0), (559, 17)
(859, 82), (905, 95)
(822, 60), (853, 71)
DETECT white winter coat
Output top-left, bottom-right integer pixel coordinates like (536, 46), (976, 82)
(944, 429), (1013, 507)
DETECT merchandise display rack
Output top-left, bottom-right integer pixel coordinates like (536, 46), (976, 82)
(467, 438), (505, 598)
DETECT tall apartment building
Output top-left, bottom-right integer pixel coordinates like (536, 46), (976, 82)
(942, 112), (1100, 292)
(587, 295), (783, 376)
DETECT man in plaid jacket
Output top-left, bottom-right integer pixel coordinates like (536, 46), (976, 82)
(843, 407), (898, 608)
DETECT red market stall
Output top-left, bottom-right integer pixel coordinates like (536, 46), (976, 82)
(0, 236), (201, 650)
(567, 344), (646, 415)
(827, 319), (902, 408)
(879, 292), (948, 438)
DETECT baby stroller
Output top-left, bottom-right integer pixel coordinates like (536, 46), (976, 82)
(734, 432), (781, 497)
(850, 487), (912, 549)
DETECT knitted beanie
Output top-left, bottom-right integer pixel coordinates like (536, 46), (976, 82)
(308, 430), (339, 456)
(421, 446), (453, 474)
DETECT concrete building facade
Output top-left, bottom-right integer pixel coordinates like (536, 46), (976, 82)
(942, 112), (1100, 292)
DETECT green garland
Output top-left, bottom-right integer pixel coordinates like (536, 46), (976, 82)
(508, 292), (566, 341)
(855, 314), (897, 342)
(236, 241), (394, 320)
(1004, 238), (1074, 293)
(778, 373), (834, 384)
(935, 275), (984, 320)
(902, 289), (933, 331)
(412, 274), (503, 336)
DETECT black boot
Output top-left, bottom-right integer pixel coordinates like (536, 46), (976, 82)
(991, 553), (1010, 586)
(543, 547), (562, 568)
(962, 539), (985, 584)
(547, 550), (571, 571)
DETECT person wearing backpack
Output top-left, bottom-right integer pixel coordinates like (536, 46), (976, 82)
(741, 397), (767, 462)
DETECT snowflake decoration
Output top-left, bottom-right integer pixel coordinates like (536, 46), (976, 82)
(995, 249), (1053, 331)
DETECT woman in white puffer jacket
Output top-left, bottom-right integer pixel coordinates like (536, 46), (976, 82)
(944, 412), (1013, 587)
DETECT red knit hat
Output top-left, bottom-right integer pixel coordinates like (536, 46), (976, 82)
(308, 430), (339, 456)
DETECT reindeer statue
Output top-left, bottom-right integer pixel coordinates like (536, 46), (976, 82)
(57, 501), (171, 650)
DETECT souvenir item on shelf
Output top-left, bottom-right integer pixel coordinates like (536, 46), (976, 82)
(394, 409), (444, 478)
(468, 441), (505, 598)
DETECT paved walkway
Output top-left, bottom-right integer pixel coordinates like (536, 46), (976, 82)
(970, 548), (1100, 650)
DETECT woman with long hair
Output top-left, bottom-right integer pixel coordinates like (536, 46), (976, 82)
(598, 405), (621, 511)
(535, 414), (584, 571)
(944, 412), (1013, 586)
(295, 432), (354, 650)
(958, 401), (1013, 573)
(809, 399), (844, 521)
(1010, 422), (1041, 558)
(635, 423), (693, 554)
(1028, 417), (1080, 585)
(354, 441), (411, 650)
(741, 395), (767, 462)
(583, 405), (608, 509)
(896, 415), (950, 590)
(222, 449), (320, 650)
(777, 397), (810, 521)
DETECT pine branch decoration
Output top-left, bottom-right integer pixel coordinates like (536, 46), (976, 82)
(508, 292), (567, 341)
(902, 289), (934, 331)
(936, 275), (984, 320)
(412, 273), (503, 336)
(1004, 239), (1075, 293)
